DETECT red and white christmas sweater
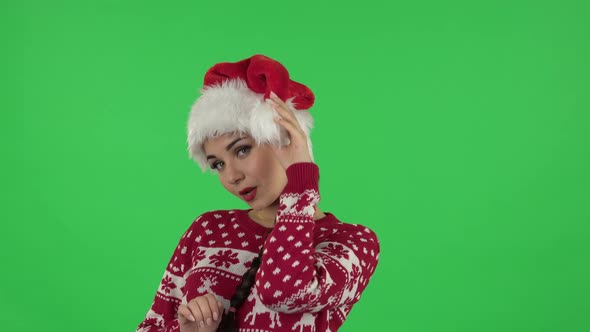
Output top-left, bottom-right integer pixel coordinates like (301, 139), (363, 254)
(136, 162), (380, 332)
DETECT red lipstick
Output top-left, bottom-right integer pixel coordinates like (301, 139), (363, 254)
(239, 187), (257, 202)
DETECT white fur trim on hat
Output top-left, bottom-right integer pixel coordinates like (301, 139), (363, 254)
(187, 78), (314, 172)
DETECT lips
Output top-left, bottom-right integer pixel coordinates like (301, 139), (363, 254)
(239, 187), (256, 195)
(239, 187), (257, 202)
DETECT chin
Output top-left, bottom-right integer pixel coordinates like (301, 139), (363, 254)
(244, 197), (263, 209)
(248, 196), (279, 210)
(249, 201), (269, 210)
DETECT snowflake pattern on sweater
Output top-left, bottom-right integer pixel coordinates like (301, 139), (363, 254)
(136, 163), (380, 332)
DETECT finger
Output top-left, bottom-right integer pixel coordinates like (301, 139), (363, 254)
(269, 91), (287, 106)
(195, 296), (215, 327)
(274, 117), (305, 142)
(275, 106), (306, 137)
(269, 94), (291, 114)
(275, 104), (299, 130)
(217, 301), (225, 321)
(267, 97), (298, 127)
(178, 304), (196, 323)
(204, 293), (221, 323)
(271, 104), (298, 129)
(187, 300), (206, 328)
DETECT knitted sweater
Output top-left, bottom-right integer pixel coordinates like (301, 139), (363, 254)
(136, 162), (380, 332)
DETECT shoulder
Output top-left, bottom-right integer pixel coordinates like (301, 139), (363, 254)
(194, 209), (238, 222)
(317, 213), (379, 245)
(315, 214), (380, 262)
(183, 209), (238, 235)
(196, 209), (242, 225)
(176, 209), (245, 247)
(317, 214), (380, 269)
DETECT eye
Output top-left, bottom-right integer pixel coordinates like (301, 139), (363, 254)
(236, 145), (251, 157)
(210, 160), (224, 170)
(209, 145), (250, 171)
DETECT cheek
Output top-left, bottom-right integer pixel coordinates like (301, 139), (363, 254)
(261, 155), (287, 188)
(246, 147), (285, 185)
(219, 178), (232, 192)
(253, 151), (279, 176)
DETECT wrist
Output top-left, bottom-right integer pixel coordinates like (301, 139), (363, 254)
(283, 162), (319, 194)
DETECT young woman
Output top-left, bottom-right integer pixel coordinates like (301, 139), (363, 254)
(136, 54), (380, 332)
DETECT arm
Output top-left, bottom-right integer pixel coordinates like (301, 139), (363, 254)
(256, 162), (380, 313)
(136, 217), (200, 332)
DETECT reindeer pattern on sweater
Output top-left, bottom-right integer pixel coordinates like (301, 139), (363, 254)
(136, 163), (380, 332)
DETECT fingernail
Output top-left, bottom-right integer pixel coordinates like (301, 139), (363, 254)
(206, 318), (212, 326)
(188, 315), (196, 322)
(199, 320), (205, 327)
(213, 311), (219, 321)
(270, 91), (277, 99)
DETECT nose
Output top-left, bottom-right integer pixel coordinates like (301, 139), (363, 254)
(224, 162), (244, 185)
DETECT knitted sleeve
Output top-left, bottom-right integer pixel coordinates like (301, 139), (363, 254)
(136, 216), (200, 332)
(256, 162), (380, 313)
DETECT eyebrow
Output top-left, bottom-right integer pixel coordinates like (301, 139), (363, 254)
(206, 137), (248, 160)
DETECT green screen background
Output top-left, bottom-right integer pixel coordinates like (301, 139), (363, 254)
(2, 0), (589, 331)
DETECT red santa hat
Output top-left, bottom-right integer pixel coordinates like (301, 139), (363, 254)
(187, 54), (316, 172)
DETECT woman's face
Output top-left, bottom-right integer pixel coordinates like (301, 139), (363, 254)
(202, 132), (287, 209)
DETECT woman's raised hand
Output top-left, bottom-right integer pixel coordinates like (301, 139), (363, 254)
(267, 91), (313, 170)
(178, 294), (224, 332)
